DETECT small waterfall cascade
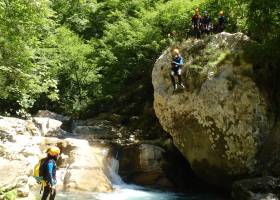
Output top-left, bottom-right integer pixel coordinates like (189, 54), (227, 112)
(107, 156), (125, 186)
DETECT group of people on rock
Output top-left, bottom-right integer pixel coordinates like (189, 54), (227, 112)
(169, 8), (227, 92)
(192, 8), (226, 38)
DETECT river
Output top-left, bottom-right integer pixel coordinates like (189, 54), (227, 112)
(52, 157), (229, 200)
(55, 185), (229, 200)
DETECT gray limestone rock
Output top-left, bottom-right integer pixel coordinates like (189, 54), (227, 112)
(152, 32), (273, 187)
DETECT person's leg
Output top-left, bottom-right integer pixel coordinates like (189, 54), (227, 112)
(193, 26), (198, 38)
(196, 26), (201, 38)
(41, 186), (50, 200)
(170, 72), (176, 89)
(178, 74), (182, 85)
(49, 188), (56, 200)
(177, 69), (185, 88)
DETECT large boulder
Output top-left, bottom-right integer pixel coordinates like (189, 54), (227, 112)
(32, 117), (63, 137)
(36, 110), (70, 124)
(0, 117), (39, 141)
(36, 110), (71, 131)
(152, 32), (272, 187)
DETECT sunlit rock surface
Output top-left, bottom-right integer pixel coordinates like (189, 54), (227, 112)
(63, 138), (113, 192)
(152, 32), (271, 187)
(0, 115), (113, 198)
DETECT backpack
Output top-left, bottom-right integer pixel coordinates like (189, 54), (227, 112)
(33, 157), (48, 184)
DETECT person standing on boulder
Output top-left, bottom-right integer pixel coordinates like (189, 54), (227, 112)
(192, 8), (202, 38)
(41, 146), (60, 200)
(170, 48), (185, 91)
(217, 10), (226, 32)
(201, 11), (212, 35)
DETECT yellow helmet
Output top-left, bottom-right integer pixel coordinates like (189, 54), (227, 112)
(195, 8), (199, 13)
(219, 10), (224, 15)
(47, 146), (60, 156)
(173, 48), (180, 54)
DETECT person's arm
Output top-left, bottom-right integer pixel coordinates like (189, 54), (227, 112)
(191, 16), (195, 27)
(47, 160), (56, 186)
(179, 56), (184, 66)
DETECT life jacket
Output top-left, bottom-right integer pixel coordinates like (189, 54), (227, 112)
(34, 157), (56, 186)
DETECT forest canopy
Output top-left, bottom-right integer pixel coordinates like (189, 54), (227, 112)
(0, 0), (279, 117)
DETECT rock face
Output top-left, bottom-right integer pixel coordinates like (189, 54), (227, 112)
(119, 144), (173, 187)
(36, 110), (71, 131)
(63, 138), (113, 192)
(0, 115), (113, 198)
(152, 32), (271, 187)
(33, 117), (63, 136)
(232, 176), (280, 200)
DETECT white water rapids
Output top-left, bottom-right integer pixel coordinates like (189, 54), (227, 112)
(54, 157), (228, 200)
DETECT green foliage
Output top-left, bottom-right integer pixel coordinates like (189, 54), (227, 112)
(0, 0), (279, 117)
(48, 26), (101, 114)
(150, 0), (201, 37)
(243, 0), (280, 115)
(0, 0), (58, 117)
(201, 0), (249, 32)
(89, 0), (205, 101)
(50, 0), (97, 37)
(0, 188), (17, 200)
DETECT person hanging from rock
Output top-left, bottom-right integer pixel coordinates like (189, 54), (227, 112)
(217, 10), (226, 33)
(40, 146), (60, 200)
(192, 8), (202, 38)
(170, 48), (185, 91)
(201, 10), (212, 35)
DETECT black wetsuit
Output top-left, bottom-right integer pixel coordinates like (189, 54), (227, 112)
(202, 16), (212, 34)
(170, 55), (184, 89)
(192, 14), (202, 38)
(217, 16), (226, 32)
(41, 158), (57, 200)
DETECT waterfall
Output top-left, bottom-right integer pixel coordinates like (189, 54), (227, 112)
(107, 157), (125, 186)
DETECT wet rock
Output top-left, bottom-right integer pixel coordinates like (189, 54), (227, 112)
(232, 176), (280, 200)
(63, 138), (113, 192)
(119, 144), (173, 187)
(95, 113), (124, 124)
(152, 32), (271, 187)
(72, 120), (125, 141)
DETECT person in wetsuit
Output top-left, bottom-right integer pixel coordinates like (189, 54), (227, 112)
(217, 10), (226, 32)
(170, 48), (185, 91)
(41, 146), (60, 200)
(192, 8), (202, 38)
(201, 10), (212, 35)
